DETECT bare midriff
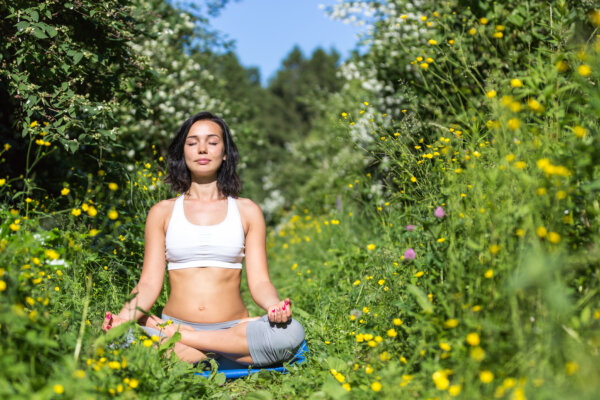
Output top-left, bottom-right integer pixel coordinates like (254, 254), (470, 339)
(162, 267), (249, 323)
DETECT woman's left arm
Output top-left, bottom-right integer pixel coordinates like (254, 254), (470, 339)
(242, 199), (292, 323)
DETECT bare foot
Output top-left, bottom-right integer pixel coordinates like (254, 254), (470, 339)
(145, 315), (194, 336)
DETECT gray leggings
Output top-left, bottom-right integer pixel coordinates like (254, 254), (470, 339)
(141, 314), (305, 367)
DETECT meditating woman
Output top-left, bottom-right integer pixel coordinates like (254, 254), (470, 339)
(102, 111), (305, 367)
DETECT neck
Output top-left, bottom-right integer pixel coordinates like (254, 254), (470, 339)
(185, 180), (223, 201)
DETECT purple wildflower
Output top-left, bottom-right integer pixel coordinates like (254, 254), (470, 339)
(404, 248), (416, 260)
(434, 206), (446, 218)
(406, 225), (417, 231)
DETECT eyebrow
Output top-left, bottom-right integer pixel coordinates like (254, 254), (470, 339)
(185, 134), (221, 140)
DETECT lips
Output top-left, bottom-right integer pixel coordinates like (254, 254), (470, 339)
(196, 159), (210, 165)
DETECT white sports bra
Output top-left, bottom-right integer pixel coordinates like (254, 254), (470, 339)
(165, 195), (245, 270)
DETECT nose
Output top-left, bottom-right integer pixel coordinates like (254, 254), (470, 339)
(197, 141), (207, 153)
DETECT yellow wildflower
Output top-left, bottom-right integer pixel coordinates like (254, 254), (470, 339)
(448, 384), (461, 397)
(578, 64), (591, 77)
(432, 370), (449, 390)
(444, 319), (459, 328)
(527, 98), (544, 112)
(507, 118), (521, 130)
(470, 346), (486, 361)
(548, 232), (561, 244)
(371, 382), (382, 392)
(466, 332), (480, 346)
(565, 361), (579, 375)
(536, 226), (547, 238)
(480, 370), (494, 383)
(573, 126), (587, 138)
(510, 79), (523, 88)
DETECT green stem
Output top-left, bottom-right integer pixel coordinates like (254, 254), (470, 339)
(74, 275), (92, 362)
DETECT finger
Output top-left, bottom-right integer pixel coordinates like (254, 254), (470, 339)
(102, 313), (112, 332)
(281, 303), (289, 322)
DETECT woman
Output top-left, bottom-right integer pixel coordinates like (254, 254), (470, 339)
(102, 111), (305, 367)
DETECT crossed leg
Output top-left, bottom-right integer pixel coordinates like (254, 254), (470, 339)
(141, 315), (261, 365)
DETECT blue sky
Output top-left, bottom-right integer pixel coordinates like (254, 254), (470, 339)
(209, 0), (365, 85)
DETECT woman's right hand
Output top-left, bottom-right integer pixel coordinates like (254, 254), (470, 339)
(102, 311), (127, 332)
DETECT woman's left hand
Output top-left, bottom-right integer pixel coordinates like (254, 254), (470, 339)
(267, 298), (292, 324)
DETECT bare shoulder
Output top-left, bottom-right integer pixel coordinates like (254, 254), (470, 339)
(146, 197), (178, 223)
(235, 197), (264, 222)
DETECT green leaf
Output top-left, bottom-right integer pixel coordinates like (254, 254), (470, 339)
(213, 372), (226, 385)
(158, 331), (181, 356)
(72, 52), (84, 64)
(407, 284), (433, 314)
(92, 321), (134, 348)
(32, 27), (48, 39)
(245, 391), (274, 400)
(67, 140), (79, 153)
(326, 357), (346, 372)
(581, 306), (591, 325)
(507, 13), (524, 26)
(582, 178), (600, 192)
(30, 10), (39, 22)
(45, 25), (57, 38)
(321, 379), (349, 400)
(15, 21), (29, 30)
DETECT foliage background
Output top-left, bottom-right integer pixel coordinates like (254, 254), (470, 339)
(1, 0), (599, 398)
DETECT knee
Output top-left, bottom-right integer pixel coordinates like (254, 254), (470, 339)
(284, 319), (305, 349)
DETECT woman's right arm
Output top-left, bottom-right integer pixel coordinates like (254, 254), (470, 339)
(103, 202), (168, 330)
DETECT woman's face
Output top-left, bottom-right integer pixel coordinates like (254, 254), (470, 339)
(183, 120), (226, 179)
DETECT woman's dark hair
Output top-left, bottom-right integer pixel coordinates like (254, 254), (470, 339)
(165, 111), (241, 197)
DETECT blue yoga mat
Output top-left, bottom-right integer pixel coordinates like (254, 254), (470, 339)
(195, 340), (309, 379)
